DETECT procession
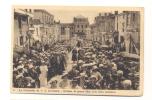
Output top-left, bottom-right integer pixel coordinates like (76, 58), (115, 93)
(13, 38), (140, 90)
(13, 8), (140, 91)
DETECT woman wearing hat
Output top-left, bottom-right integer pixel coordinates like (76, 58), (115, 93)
(91, 66), (103, 88)
(86, 75), (98, 89)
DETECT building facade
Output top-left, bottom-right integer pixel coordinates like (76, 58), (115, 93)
(73, 15), (89, 38)
(95, 13), (115, 33)
(92, 11), (140, 54)
(33, 9), (54, 25)
(14, 9), (33, 51)
(61, 23), (74, 38)
(115, 11), (140, 54)
(32, 9), (55, 45)
(49, 22), (61, 43)
(92, 13), (115, 44)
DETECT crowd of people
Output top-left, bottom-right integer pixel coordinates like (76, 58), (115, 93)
(13, 39), (140, 90)
(13, 41), (69, 88)
(48, 40), (139, 90)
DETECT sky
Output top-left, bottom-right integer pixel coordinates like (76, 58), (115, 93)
(15, 6), (139, 24)
(45, 6), (118, 24)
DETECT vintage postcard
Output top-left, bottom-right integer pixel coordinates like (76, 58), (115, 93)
(11, 6), (144, 96)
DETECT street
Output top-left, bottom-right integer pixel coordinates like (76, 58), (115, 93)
(13, 39), (140, 90)
(13, 8), (141, 90)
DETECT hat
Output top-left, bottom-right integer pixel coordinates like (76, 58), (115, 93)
(18, 60), (23, 64)
(134, 72), (139, 77)
(19, 57), (24, 61)
(128, 73), (134, 77)
(111, 62), (117, 70)
(98, 55), (102, 58)
(113, 53), (117, 57)
(117, 70), (123, 75)
(82, 63), (89, 67)
(92, 54), (96, 58)
(122, 80), (132, 86)
(23, 54), (27, 58)
(28, 59), (32, 62)
(13, 68), (18, 72)
(92, 66), (98, 70)
(78, 60), (84, 64)
(17, 65), (24, 70)
(90, 75), (97, 79)
(80, 72), (87, 77)
(99, 64), (104, 68)
(41, 60), (45, 64)
(72, 64), (77, 68)
(85, 55), (91, 58)
(16, 74), (23, 79)
(91, 62), (96, 66)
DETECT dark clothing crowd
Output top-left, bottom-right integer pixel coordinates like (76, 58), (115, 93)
(60, 40), (140, 90)
(13, 41), (69, 88)
(13, 39), (139, 90)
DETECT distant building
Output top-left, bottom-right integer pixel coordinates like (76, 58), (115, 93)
(49, 22), (61, 43)
(95, 13), (115, 33)
(92, 11), (140, 54)
(92, 13), (115, 44)
(33, 9), (54, 25)
(61, 23), (74, 38)
(32, 9), (55, 45)
(115, 11), (140, 54)
(73, 15), (89, 38)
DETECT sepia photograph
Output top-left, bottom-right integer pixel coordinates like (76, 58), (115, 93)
(11, 6), (144, 96)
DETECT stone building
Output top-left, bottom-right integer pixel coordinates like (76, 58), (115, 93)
(115, 11), (140, 54)
(73, 15), (89, 38)
(61, 23), (74, 38)
(92, 13), (115, 44)
(14, 9), (33, 51)
(32, 9), (55, 45)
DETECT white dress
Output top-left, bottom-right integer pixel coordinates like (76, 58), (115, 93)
(39, 65), (48, 88)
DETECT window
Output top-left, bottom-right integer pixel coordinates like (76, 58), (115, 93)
(20, 36), (23, 46)
(126, 15), (129, 25)
(77, 25), (79, 28)
(86, 25), (88, 28)
(81, 25), (83, 28)
(133, 13), (135, 22)
(36, 28), (38, 35)
(18, 18), (22, 29)
(122, 23), (124, 32)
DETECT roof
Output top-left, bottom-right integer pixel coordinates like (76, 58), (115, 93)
(75, 15), (86, 18)
(14, 9), (33, 17)
(34, 9), (54, 17)
(32, 19), (41, 24)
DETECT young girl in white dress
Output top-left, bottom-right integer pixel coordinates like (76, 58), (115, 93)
(39, 61), (48, 88)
